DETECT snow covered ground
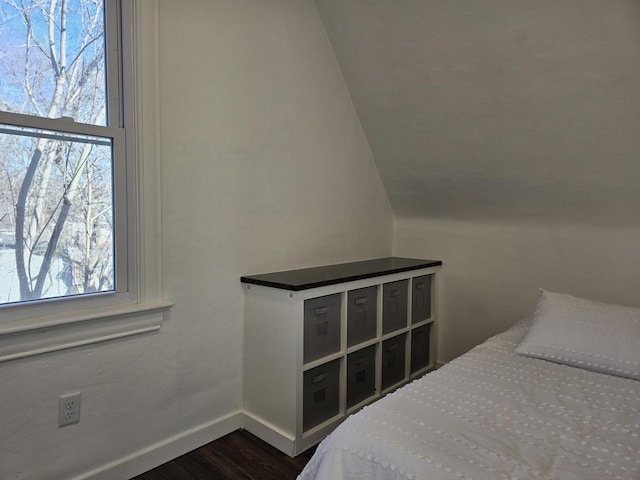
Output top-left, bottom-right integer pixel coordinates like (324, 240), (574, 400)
(0, 248), (67, 305)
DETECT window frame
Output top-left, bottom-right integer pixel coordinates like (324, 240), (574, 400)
(0, 0), (170, 361)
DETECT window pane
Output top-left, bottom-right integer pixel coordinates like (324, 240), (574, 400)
(0, 125), (114, 305)
(0, 0), (107, 126)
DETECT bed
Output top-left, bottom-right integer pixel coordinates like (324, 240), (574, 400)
(298, 290), (640, 480)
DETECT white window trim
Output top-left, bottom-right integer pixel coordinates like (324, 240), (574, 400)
(0, 0), (171, 363)
(0, 301), (170, 362)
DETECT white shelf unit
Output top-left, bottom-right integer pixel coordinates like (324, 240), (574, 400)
(242, 259), (440, 456)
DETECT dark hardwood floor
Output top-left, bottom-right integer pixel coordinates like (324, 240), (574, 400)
(130, 429), (316, 480)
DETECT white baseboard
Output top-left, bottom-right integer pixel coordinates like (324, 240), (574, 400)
(241, 411), (296, 457)
(74, 410), (242, 480)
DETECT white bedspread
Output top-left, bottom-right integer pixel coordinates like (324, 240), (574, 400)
(298, 321), (640, 480)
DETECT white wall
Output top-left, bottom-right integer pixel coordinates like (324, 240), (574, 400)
(313, 0), (640, 364)
(0, 1), (392, 479)
(315, 0), (640, 226)
(395, 217), (640, 363)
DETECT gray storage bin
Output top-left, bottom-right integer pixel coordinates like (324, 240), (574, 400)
(410, 324), (431, 373)
(347, 345), (376, 408)
(411, 275), (432, 324)
(382, 280), (408, 334)
(303, 359), (340, 431)
(304, 293), (341, 364)
(381, 333), (406, 390)
(347, 286), (377, 347)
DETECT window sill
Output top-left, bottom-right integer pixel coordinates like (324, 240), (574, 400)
(0, 301), (173, 363)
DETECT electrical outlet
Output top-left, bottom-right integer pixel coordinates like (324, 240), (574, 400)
(58, 392), (81, 427)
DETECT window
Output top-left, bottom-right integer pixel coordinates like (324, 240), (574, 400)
(0, 0), (131, 315)
(0, 1), (167, 361)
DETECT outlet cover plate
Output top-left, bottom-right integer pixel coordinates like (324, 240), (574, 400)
(58, 392), (81, 427)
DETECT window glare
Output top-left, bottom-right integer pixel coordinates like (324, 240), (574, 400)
(0, 0), (107, 126)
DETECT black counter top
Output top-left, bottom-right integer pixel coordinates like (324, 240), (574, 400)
(241, 257), (441, 291)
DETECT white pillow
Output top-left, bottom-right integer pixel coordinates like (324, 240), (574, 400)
(515, 290), (640, 380)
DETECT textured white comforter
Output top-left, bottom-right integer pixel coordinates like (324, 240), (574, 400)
(298, 321), (640, 480)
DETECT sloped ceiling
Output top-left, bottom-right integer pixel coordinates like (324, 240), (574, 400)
(314, 0), (640, 225)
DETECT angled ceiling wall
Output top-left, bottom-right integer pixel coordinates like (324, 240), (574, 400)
(314, 0), (640, 226)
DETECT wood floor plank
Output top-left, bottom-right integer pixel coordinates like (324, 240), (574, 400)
(134, 460), (192, 480)
(209, 431), (300, 480)
(130, 430), (315, 480)
(184, 442), (255, 480)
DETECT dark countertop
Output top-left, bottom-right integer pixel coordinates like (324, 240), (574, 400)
(241, 257), (441, 291)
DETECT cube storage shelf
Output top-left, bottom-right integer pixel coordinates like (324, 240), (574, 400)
(241, 257), (441, 456)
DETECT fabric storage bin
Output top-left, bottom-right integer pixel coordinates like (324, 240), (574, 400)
(303, 359), (340, 431)
(346, 345), (376, 408)
(304, 293), (342, 363)
(347, 286), (377, 347)
(381, 333), (406, 390)
(382, 280), (408, 334)
(411, 275), (432, 324)
(410, 324), (431, 373)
